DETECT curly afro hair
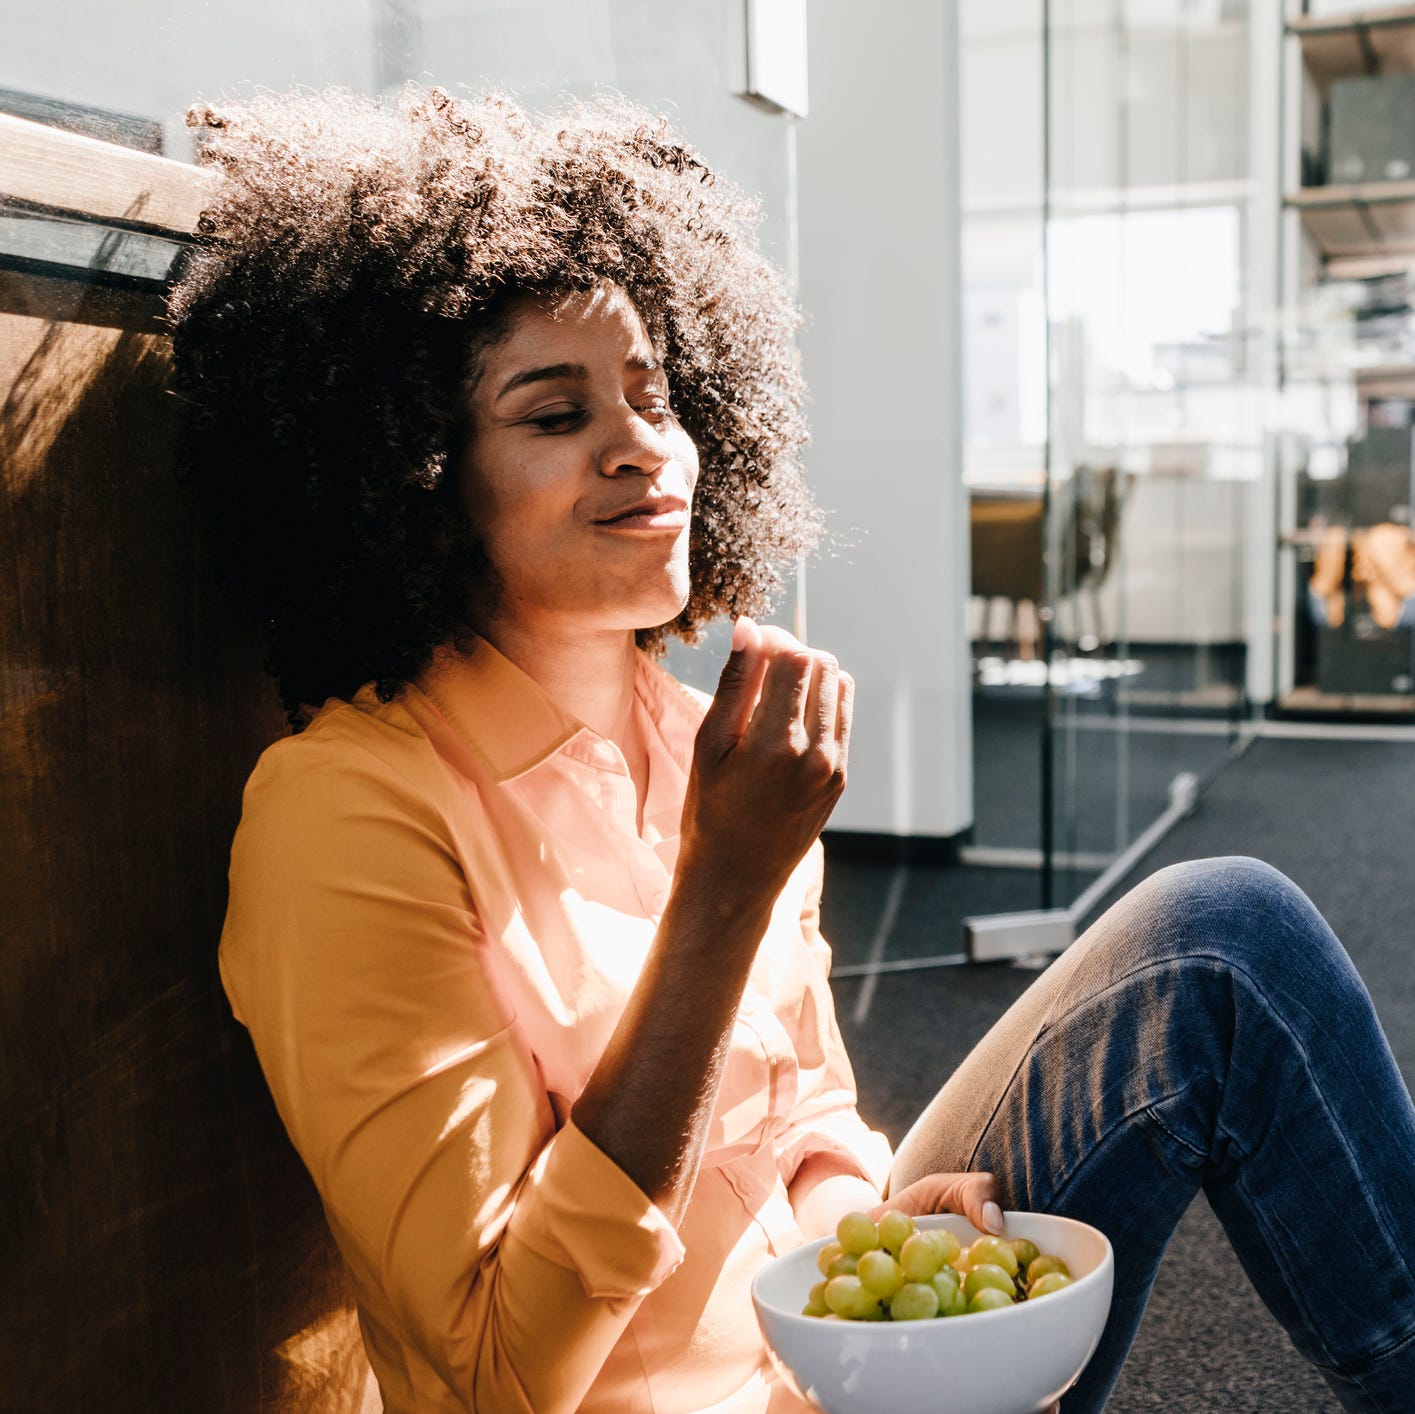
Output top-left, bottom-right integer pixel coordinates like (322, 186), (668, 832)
(166, 84), (821, 731)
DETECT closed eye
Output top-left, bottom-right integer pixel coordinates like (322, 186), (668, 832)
(519, 384), (674, 434)
(525, 409), (588, 433)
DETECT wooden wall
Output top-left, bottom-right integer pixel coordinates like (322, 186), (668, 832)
(0, 268), (379, 1411)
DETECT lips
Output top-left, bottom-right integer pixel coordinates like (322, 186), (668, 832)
(596, 495), (690, 529)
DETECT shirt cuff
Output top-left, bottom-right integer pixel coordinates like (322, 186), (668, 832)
(777, 1116), (895, 1196)
(507, 1118), (686, 1300)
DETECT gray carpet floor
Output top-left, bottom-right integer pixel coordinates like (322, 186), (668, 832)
(820, 735), (1415, 1411)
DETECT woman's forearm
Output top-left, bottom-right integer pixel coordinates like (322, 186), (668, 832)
(572, 867), (775, 1226)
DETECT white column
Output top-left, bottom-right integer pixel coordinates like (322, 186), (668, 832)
(1244, 0), (1287, 709)
(795, 0), (972, 839)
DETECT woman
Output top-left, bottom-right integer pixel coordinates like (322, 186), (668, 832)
(169, 87), (1415, 1412)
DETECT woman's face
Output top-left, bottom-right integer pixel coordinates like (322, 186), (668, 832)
(457, 284), (700, 642)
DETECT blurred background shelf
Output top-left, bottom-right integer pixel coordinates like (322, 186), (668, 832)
(1276, 685), (1415, 717)
(1356, 361), (1415, 397)
(1288, 181), (1415, 260)
(1277, 4), (1415, 714)
(1289, 5), (1415, 92)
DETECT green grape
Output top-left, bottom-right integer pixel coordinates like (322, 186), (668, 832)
(927, 1228), (962, 1267)
(965, 1236), (1019, 1278)
(1009, 1238), (1040, 1273)
(806, 1227), (1078, 1321)
(1029, 1271), (1074, 1299)
(963, 1264), (1016, 1302)
(802, 1280), (830, 1317)
(856, 1249), (905, 1300)
(930, 1269), (966, 1316)
(889, 1281), (941, 1321)
(824, 1275), (881, 1320)
(836, 1211), (880, 1256)
(877, 1209), (916, 1256)
(899, 1232), (943, 1282)
(1026, 1254), (1071, 1288)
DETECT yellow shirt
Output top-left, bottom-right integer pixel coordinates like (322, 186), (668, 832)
(218, 638), (894, 1413)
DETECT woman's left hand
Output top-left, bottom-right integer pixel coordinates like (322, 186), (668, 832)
(871, 1171), (1005, 1237)
(871, 1177), (1059, 1414)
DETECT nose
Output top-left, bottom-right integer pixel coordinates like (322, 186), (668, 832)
(598, 402), (672, 478)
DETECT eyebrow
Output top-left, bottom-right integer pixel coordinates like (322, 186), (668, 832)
(495, 354), (661, 402)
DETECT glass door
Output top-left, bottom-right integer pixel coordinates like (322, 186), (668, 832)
(961, 0), (1256, 938)
(1042, 0), (1254, 912)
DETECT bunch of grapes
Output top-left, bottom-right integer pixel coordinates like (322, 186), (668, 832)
(802, 1210), (1074, 1322)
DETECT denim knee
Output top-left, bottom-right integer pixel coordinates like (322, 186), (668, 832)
(1141, 854), (1305, 922)
(1114, 855), (1356, 1014)
(1127, 855), (1321, 947)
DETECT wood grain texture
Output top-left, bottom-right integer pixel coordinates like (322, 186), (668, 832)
(0, 271), (379, 1411)
(0, 111), (212, 237)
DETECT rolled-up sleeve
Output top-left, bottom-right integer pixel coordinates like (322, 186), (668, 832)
(218, 735), (684, 1413)
(772, 843), (895, 1196)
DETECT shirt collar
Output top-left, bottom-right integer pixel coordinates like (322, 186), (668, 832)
(407, 636), (707, 784)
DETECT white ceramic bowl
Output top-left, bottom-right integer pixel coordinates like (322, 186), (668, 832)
(752, 1211), (1113, 1414)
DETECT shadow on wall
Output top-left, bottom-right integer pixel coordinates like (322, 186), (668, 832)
(0, 270), (378, 1412)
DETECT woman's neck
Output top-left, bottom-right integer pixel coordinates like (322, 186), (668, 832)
(483, 619), (651, 831)
(479, 618), (641, 750)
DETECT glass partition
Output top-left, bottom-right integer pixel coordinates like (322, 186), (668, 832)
(960, 0), (1050, 879)
(963, 0), (1254, 917)
(1044, 0), (1253, 909)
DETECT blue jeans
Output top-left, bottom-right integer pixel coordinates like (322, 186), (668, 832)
(887, 857), (1415, 1411)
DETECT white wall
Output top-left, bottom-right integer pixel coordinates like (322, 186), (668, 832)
(794, 0), (973, 838)
(1, 1), (795, 274)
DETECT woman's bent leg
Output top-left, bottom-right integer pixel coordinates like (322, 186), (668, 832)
(888, 856), (1415, 1412)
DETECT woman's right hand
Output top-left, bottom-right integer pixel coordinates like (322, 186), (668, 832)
(678, 616), (853, 905)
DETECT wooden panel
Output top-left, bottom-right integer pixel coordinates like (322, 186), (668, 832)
(0, 266), (166, 333)
(0, 111), (211, 237)
(0, 272), (378, 1411)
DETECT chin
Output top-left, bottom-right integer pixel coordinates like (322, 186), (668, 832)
(649, 560), (692, 617)
(633, 602), (687, 635)
(632, 585), (691, 635)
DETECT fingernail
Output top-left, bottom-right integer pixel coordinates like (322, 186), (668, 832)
(731, 616), (752, 652)
(982, 1201), (1004, 1234)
